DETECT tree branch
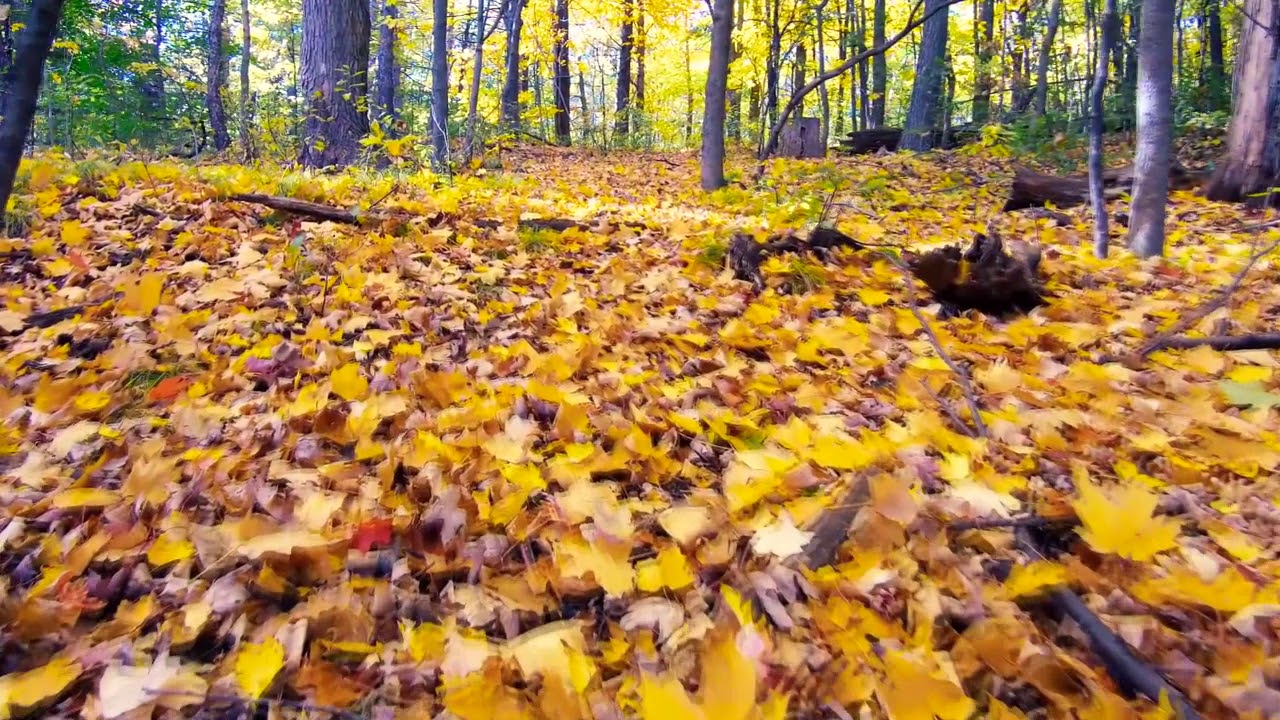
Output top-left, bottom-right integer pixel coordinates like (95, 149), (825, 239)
(759, 0), (967, 159)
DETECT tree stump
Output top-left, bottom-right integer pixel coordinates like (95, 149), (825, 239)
(779, 118), (825, 158)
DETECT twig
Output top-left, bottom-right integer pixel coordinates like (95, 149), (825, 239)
(1015, 529), (1200, 720)
(366, 182), (400, 212)
(948, 515), (1066, 531)
(799, 480), (870, 568)
(884, 252), (988, 439)
(232, 193), (361, 224)
(146, 688), (365, 720)
(1142, 332), (1280, 353)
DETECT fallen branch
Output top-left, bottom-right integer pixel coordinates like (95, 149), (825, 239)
(1015, 528), (1200, 720)
(948, 515), (1065, 531)
(799, 481), (869, 568)
(231, 193), (362, 224)
(1143, 333), (1280, 353)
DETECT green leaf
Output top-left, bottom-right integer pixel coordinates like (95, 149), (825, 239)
(1219, 380), (1280, 409)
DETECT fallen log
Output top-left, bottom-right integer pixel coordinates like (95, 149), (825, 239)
(908, 232), (1046, 316)
(837, 128), (904, 154)
(1146, 333), (1280, 353)
(1003, 164), (1199, 212)
(231, 193), (362, 223)
(726, 226), (865, 291)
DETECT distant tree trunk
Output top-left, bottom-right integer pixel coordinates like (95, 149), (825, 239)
(728, 0), (743, 142)
(300, 0), (370, 168)
(816, 0), (830, 146)
(614, 0), (634, 138)
(869, 0), (886, 126)
(0, 0), (25, 118)
(1090, 0), (1117, 257)
(501, 0), (526, 127)
(207, 0), (230, 151)
(430, 0), (449, 164)
(1128, 0), (1174, 257)
(240, 0), (253, 161)
(553, 0), (571, 144)
(765, 0), (781, 127)
(900, 0), (949, 150)
(1204, 0), (1279, 206)
(578, 66), (589, 143)
(834, 3), (846, 135)
(144, 0), (166, 127)
(793, 42), (806, 116)
(635, 3), (646, 126)
(701, 0), (734, 189)
(856, 0), (869, 127)
(465, 0), (508, 161)
(685, 23), (694, 144)
(0, 0), (64, 222)
(1034, 0), (1063, 115)
(375, 0), (400, 132)
(1121, 0), (1140, 121)
(1010, 3), (1031, 112)
(972, 0), (994, 122)
(1203, 0), (1226, 105)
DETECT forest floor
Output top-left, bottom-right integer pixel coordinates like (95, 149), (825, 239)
(1, 145), (1278, 719)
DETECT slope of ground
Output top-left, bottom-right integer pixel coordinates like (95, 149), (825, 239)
(0, 147), (1278, 719)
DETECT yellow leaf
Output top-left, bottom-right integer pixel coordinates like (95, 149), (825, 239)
(73, 391), (112, 414)
(502, 621), (592, 689)
(0, 657), (82, 718)
(807, 432), (869, 470)
(636, 546), (696, 592)
(878, 652), (975, 720)
(937, 453), (971, 483)
(1203, 520), (1264, 563)
(556, 535), (635, 596)
(42, 258), (74, 277)
(657, 505), (714, 547)
(330, 363), (369, 402)
(237, 531), (336, 559)
(235, 638), (284, 699)
(1133, 564), (1258, 613)
(1003, 560), (1067, 598)
(857, 288), (891, 306)
(50, 487), (120, 509)
(699, 628), (756, 720)
(121, 273), (165, 315)
(1072, 474), (1180, 561)
(975, 361), (1022, 394)
(146, 533), (196, 568)
(60, 220), (90, 246)
(637, 673), (701, 720)
(749, 513), (813, 559)
(402, 621), (447, 663)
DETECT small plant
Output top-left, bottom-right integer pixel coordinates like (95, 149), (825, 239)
(519, 228), (561, 253)
(695, 240), (728, 268)
(785, 257), (826, 292)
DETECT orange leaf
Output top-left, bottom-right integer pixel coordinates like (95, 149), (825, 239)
(148, 376), (191, 404)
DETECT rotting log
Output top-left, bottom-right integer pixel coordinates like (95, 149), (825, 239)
(836, 125), (979, 155)
(1003, 164), (1199, 212)
(908, 232), (1046, 316)
(727, 226), (865, 291)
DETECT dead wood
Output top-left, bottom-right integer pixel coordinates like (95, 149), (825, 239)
(1015, 528), (1201, 720)
(837, 128), (905, 154)
(727, 227), (864, 290)
(799, 481), (869, 568)
(1003, 164), (1199, 212)
(908, 233), (1046, 317)
(1147, 333), (1280, 352)
(231, 193), (363, 223)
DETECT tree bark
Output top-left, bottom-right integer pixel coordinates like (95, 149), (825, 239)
(501, 0), (526, 127)
(553, 0), (571, 144)
(0, 0), (64, 224)
(635, 3), (645, 125)
(375, 0), (400, 133)
(465, 0), (508, 161)
(1090, 0), (1117, 257)
(300, 0), (370, 168)
(701, 0), (734, 190)
(765, 0), (781, 127)
(1034, 0), (1063, 115)
(816, 0), (830, 146)
(614, 0), (634, 138)
(1204, 0), (1224, 89)
(793, 42), (807, 116)
(900, 0), (949, 150)
(1127, 0), (1174, 257)
(431, 0), (449, 165)
(869, 0), (886, 127)
(972, 0), (994, 122)
(728, 0), (742, 141)
(240, 0), (253, 161)
(0, 1), (25, 119)
(1204, 0), (1280, 206)
(144, 0), (165, 127)
(206, 0), (230, 151)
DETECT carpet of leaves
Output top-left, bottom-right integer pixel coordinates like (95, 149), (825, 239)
(1, 146), (1279, 720)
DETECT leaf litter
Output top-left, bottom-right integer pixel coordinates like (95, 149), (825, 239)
(1, 147), (1280, 719)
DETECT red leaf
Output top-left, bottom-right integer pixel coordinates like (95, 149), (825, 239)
(67, 251), (92, 272)
(352, 518), (394, 552)
(148, 376), (192, 404)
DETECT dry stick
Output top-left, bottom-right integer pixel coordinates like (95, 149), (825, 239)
(1146, 332), (1280, 353)
(758, 0), (968, 160)
(885, 252), (989, 438)
(1015, 529), (1201, 720)
(799, 481), (870, 568)
(1129, 234), (1280, 360)
(947, 514), (1064, 531)
(145, 688), (365, 720)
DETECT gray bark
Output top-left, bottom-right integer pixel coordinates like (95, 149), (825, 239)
(431, 0), (449, 165)
(635, 4), (645, 123)
(700, 0), (734, 189)
(1090, 0), (1117, 257)
(614, 0), (634, 138)
(1204, 0), (1280, 206)
(500, 0), (526, 127)
(553, 0), (571, 143)
(900, 0), (949, 150)
(816, 0), (830, 146)
(1034, 0), (1063, 115)
(869, 0), (886, 126)
(0, 0), (64, 223)
(300, 0), (370, 168)
(207, 0), (230, 151)
(1127, 0), (1175, 257)
(972, 0), (993, 122)
(240, 0), (253, 160)
(1204, 0), (1224, 88)
(375, 0), (400, 132)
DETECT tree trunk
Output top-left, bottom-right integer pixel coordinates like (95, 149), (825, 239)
(552, 0), (571, 144)
(0, 1), (24, 118)
(728, 0), (742, 142)
(375, 0), (400, 132)
(1128, 0), (1174, 257)
(834, 2), (846, 135)
(614, 0), (634, 138)
(765, 0), (781, 128)
(1204, 0), (1224, 89)
(635, 3), (645, 127)
(1034, 0), (1063, 115)
(856, 0), (868, 128)
(900, 0), (949, 150)
(144, 0), (165, 127)
(300, 0), (370, 168)
(0, 0), (64, 223)
(816, 1), (830, 146)
(501, 0), (526, 128)
(207, 0), (230, 151)
(793, 42), (806, 116)
(869, 0), (886, 127)
(465, 0), (489, 161)
(1090, 0), (1117, 257)
(972, 0), (994, 123)
(1204, 0), (1280, 206)
(701, 0), (734, 190)
(240, 0), (253, 161)
(430, 0), (449, 164)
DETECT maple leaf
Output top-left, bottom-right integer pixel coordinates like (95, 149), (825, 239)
(1072, 474), (1181, 561)
(235, 637), (285, 699)
(0, 656), (82, 718)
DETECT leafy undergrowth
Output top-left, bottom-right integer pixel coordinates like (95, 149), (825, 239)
(1, 146), (1279, 719)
